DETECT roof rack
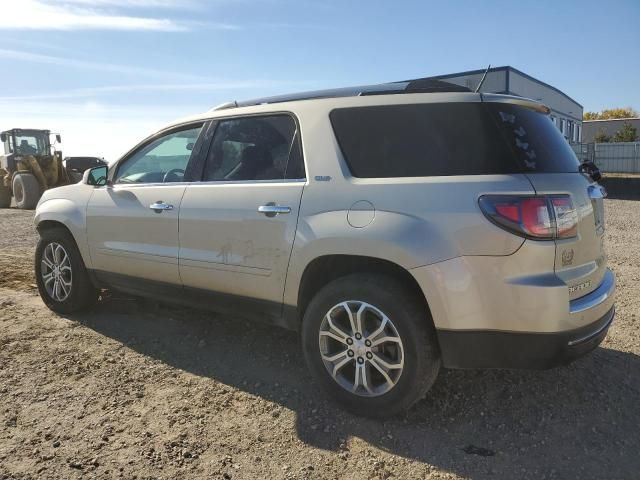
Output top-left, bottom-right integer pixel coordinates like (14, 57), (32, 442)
(211, 77), (471, 111)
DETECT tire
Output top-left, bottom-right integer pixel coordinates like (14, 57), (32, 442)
(13, 173), (41, 210)
(0, 181), (10, 208)
(35, 227), (98, 314)
(301, 274), (440, 418)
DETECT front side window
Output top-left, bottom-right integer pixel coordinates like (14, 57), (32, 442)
(115, 125), (202, 184)
(203, 115), (302, 181)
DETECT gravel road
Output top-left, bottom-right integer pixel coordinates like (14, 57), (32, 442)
(0, 200), (638, 480)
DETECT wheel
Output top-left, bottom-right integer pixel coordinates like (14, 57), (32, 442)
(35, 227), (98, 314)
(0, 181), (10, 208)
(12, 173), (41, 209)
(301, 274), (440, 418)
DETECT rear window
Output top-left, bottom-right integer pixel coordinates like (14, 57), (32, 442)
(330, 102), (580, 178)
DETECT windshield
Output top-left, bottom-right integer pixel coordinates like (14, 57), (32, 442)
(13, 132), (49, 156)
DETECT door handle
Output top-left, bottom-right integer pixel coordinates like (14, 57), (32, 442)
(149, 201), (174, 212)
(258, 203), (291, 217)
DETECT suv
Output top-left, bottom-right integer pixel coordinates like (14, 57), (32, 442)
(34, 78), (615, 417)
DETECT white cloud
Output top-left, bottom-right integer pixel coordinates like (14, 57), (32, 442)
(0, 48), (202, 80)
(0, 80), (309, 101)
(0, 0), (235, 31)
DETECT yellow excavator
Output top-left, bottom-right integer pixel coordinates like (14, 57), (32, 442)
(0, 128), (69, 209)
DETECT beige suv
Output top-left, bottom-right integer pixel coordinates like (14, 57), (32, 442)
(34, 78), (615, 417)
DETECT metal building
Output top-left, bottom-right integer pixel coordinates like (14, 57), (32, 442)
(582, 118), (640, 143)
(434, 66), (583, 143)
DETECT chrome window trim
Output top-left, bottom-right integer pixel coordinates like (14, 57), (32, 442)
(108, 178), (307, 189)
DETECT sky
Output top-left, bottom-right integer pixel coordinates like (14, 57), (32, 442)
(0, 0), (638, 162)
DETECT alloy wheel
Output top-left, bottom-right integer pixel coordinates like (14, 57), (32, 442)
(41, 242), (72, 302)
(318, 301), (404, 397)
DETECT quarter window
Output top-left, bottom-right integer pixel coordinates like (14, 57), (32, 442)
(114, 125), (203, 184)
(203, 115), (303, 181)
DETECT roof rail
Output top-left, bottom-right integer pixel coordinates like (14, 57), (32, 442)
(209, 77), (471, 111)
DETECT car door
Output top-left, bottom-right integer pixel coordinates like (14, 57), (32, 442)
(178, 114), (306, 318)
(86, 122), (207, 286)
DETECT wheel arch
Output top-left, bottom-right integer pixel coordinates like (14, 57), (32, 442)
(295, 254), (435, 330)
(35, 199), (93, 269)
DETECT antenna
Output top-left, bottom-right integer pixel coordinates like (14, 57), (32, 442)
(474, 64), (491, 93)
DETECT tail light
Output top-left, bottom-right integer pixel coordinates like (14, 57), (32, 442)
(479, 195), (577, 240)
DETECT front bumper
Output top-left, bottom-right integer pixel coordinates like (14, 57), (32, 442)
(431, 268), (616, 369)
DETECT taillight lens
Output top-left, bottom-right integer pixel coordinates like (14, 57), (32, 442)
(479, 195), (577, 240)
(550, 196), (578, 238)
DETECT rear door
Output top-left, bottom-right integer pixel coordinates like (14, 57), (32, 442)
(86, 123), (206, 285)
(488, 102), (606, 299)
(178, 114), (305, 317)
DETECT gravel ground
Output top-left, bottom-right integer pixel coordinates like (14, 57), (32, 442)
(0, 200), (639, 480)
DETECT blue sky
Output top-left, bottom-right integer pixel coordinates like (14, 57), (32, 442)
(0, 0), (638, 160)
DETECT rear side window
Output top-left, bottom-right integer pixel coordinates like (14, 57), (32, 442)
(330, 103), (580, 178)
(203, 114), (304, 182)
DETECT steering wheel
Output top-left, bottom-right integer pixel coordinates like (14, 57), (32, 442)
(163, 168), (185, 183)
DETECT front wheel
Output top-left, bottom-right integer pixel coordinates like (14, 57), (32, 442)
(35, 227), (98, 314)
(301, 274), (440, 418)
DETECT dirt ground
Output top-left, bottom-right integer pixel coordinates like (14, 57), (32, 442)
(0, 201), (639, 480)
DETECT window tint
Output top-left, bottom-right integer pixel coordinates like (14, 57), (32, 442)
(330, 103), (580, 178)
(488, 103), (580, 172)
(203, 115), (302, 181)
(115, 125), (202, 184)
(330, 103), (518, 178)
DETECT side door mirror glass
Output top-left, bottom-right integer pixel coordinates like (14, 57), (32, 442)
(85, 165), (108, 186)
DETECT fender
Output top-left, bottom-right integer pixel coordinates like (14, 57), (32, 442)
(34, 185), (94, 268)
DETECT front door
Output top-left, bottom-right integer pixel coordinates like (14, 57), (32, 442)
(178, 114), (306, 314)
(86, 123), (205, 285)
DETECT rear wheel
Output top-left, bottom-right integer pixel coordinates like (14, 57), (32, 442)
(301, 274), (440, 418)
(13, 173), (41, 210)
(0, 180), (10, 208)
(35, 227), (98, 314)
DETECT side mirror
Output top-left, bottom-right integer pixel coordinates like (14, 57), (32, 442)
(0, 133), (6, 143)
(84, 165), (109, 186)
(55, 134), (62, 143)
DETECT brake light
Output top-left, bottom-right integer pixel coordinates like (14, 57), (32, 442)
(479, 195), (577, 240)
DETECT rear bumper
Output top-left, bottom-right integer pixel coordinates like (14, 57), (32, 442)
(437, 305), (614, 369)
(424, 266), (616, 369)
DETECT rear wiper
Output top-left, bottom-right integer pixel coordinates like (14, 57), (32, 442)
(579, 161), (602, 182)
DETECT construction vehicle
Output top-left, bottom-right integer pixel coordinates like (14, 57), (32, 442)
(0, 128), (69, 209)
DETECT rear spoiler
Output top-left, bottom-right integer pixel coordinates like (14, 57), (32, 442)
(480, 93), (551, 115)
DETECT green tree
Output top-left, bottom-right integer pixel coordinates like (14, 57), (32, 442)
(584, 107), (639, 120)
(593, 129), (611, 143)
(612, 122), (638, 142)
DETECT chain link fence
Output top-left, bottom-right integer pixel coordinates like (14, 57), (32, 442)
(572, 142), (640, 173)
